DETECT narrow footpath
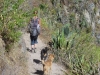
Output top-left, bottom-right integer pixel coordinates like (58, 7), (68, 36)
(23, 33), (66, 75)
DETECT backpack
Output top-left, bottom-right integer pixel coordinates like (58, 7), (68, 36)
(29, 18), (40, 36)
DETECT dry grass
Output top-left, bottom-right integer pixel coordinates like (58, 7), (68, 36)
(40, 26), (52, 44)
(0, 38), (29, 75)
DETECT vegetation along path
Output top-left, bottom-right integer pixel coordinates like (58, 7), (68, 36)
(23, 33), (66, 75)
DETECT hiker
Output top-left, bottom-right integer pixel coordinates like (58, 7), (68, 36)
(28, 11), (41, 53)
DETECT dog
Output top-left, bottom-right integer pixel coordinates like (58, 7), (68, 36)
(42, 54), (54, 75)
(41, 47), (49, 62)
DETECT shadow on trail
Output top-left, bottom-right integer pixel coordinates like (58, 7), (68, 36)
(33, 59), (41, 64)
(32, 70), (44, 75)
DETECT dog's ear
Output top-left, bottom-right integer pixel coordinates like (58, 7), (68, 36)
(45, 47), (47, 50)
(49, 54), (54, 58)
(41, 49), (44, 51)
(48, 54), (50, 56)
(52, 54), (54, 58)
(45, 47), (49, 50)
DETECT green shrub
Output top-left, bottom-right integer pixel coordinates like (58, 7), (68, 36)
(0, 0), (31, 52)
(66, 32), (100, 75)
(39, 3), (48, 10)
(52, 27), (100, 75)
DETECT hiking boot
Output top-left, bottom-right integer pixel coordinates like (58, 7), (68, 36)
(29, 48), (32, 52)
(34, 49), (36, 53)
(34, 47), (37, 49)
(32, 48), (36, 53)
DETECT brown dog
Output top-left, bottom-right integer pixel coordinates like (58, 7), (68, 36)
(42, 54), (54, 75)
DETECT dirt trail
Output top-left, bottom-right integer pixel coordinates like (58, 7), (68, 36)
(23, 33), (65, 75)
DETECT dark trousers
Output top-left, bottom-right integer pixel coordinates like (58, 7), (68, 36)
(30, 34), (38, 45)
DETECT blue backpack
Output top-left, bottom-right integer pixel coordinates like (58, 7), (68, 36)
(30, 18), (40, 36)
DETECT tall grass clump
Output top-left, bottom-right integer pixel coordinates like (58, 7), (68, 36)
(65, 32), (100, 75)
(52, 24), (100, 75)
(0, 0), (34, 52)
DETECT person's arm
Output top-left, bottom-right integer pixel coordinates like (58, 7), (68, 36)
(37, 18), (41, 35)
(38, 18), (41, 26)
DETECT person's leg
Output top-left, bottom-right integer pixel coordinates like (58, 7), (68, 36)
(34, 35), (38, 50)
(34, 43), (37, 49)
(30, 35), (38, 53)
(30, 35), (35, 52)
(32, 36), (38, 53)
(31, 45), (35, 49)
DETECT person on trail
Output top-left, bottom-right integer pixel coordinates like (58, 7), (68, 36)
(28, 10), (41, 53)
